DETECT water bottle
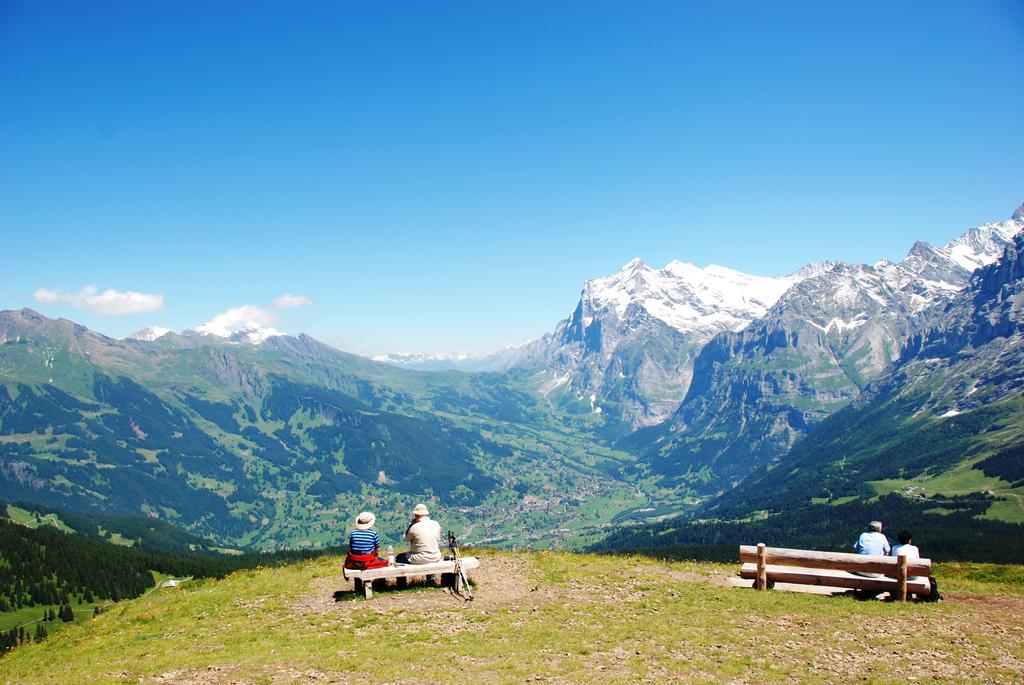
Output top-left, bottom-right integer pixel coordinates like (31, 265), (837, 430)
(387, 545), (395, 566)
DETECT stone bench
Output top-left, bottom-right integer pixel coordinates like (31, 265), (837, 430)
(738, 544), (932, 600)
(343, 556), (480, 599)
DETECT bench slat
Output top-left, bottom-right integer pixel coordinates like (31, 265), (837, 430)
(343, 556), (480, 582)
(739, 545), (931, 577)
(739, 562), (931, 595)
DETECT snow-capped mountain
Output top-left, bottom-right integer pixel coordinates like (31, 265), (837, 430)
(127, 320), (288, 346)
(642, 204), (1023, 493)
(576, 258), (803, 337)
(873, 203), (1024, 313)
(127, 326), (172, 342)
(508, 259), (825, 428)
(510, 204), (1023, 431)
(714, 228), (1024, 517)
(187, 321), (283, 345)
(126, 323), (285, 345)
(940, 205), (1023, 272)
(371, 348), (519, 372)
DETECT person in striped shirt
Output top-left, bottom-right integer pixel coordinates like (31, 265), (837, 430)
(344, 511), (389, 570)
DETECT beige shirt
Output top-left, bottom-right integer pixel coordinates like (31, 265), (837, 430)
(404, 517), (442, 564)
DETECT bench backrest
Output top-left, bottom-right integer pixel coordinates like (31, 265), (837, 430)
(739, 545), (932, 577)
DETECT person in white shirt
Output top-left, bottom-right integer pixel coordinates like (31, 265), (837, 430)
(891, 529), (921, 581)
(395, 503), (442, 565)
(890, 529), (942, 601)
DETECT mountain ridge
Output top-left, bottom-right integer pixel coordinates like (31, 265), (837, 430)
(630, 205), (1022, 492)
(503, 205), (1022, 430)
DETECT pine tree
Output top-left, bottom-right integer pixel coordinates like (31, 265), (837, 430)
(34, 622), (46, 643)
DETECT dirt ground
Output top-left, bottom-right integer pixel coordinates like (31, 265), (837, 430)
(288, 554), (543, 615)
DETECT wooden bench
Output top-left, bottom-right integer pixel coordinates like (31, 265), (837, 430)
(738, 544), (932, 601)
(343, 557), (480, 599)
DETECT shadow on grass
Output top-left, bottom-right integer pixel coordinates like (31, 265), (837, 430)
(331, 576), (470, 602)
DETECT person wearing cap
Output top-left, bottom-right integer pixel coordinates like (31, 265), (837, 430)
(343, 511), (389, 570)
(395, 503), (442, 565)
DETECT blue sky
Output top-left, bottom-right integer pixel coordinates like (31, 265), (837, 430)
(2, 1), (1023, 355)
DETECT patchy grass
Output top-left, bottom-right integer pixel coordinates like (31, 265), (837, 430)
(937, 561), (1024, 595)
(0, 551), (1021, 684)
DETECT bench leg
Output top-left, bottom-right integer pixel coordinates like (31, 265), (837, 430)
(363, 580), (374, 600)
(353, 578), (363, 596)
(756, 543), (768, 591)
(896, 555), (908, 602)
(396, 577), (408, 589)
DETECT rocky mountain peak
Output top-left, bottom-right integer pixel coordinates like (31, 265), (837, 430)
(940, 207), (1022, 273)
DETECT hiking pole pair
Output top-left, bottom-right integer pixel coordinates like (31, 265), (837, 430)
(447, 530), (474, 601)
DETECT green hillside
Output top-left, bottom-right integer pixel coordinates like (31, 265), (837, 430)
(3, 501), (235, 552)
(0, 550), (1021, 683)
(0, 310), (669, 551)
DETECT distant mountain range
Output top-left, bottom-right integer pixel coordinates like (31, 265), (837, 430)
(0, 309), (644, 550)
(370, 349), (520, 372)
(505, 204), (1022, 433)
(2, 203), (1022, 555)
(628, 209), (1019, 491)
(715, 227), (1024, 514)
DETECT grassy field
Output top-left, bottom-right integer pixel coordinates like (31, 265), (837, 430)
(0, 572), (178, 637)
(0, 550), (1021, 684)
(0, 597), (113, 638)
(866, 457), (1024, 524)
(3, 505), (74, 534)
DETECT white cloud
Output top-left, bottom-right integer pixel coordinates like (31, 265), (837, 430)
(192, 305), (278, 337)
(34, 285), (165, 315)
(272, 293), (313, 309)
(190, 293), (313, 341)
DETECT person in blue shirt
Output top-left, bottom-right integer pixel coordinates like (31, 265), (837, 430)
(344, 511), (389, 570)
(849, 520), (891, 588)
(854, 520), (891, 556)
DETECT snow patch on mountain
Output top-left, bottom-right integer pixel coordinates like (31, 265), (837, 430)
(806, 315), (869, 334)
(127, 326), (172, 342)
(188, 324), (283, 345)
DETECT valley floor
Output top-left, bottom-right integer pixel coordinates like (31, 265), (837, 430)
(0, 551), (1022, 684)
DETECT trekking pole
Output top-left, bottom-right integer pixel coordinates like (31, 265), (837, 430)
(447, 530), (474, 601)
